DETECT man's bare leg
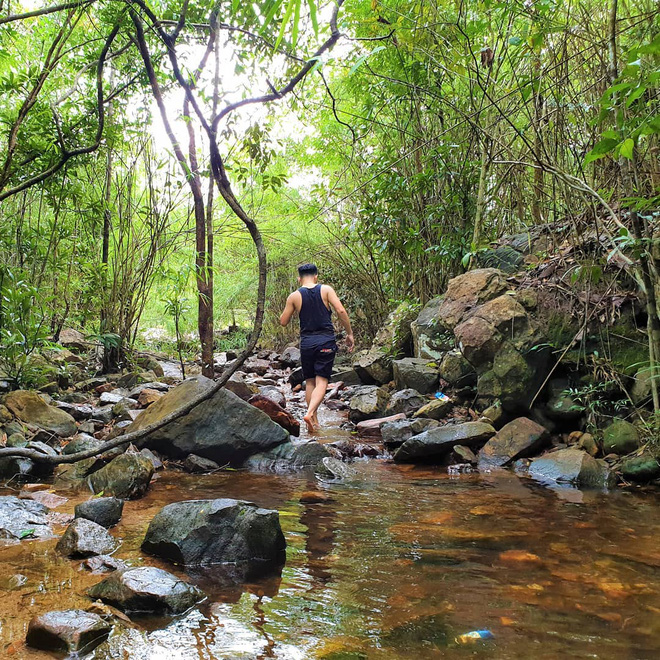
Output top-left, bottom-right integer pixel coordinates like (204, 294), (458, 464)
(304, 377), (317, 433)
(303, 376), (329, 433)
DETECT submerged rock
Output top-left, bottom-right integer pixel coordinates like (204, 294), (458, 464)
(0, 496), (52, 540)
(75, 497), (124, 528)
(130, 375), (289, 464)
(478, 417), (549, 468)
(88, 452), (154, 500)
(602, 419), (640, 455)
(87, 566), (203, 614)
(315, 456), (358, 481)
(142, 499), (286, 566)
(243, 441), (331, 472)
(56, 518), (119, 558)
(4, 390), (77, 437)
(26, 609), (112, 654)
(394, 421), (495, 463)
(529, 448), (614, 488)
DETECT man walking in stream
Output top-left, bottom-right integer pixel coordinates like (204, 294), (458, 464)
(280, 263), (354, 433)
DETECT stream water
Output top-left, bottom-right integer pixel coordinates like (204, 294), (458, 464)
(0, 418), (659, 659)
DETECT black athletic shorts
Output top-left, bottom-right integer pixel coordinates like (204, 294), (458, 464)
(300, 339), (337, 380)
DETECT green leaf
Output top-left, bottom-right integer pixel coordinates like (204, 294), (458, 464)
(584, 137), (619, 164)
(619, 138), (634, 160)
(274, 0), (297, 51)
(19, 528), (35, 539)
(508, 36), (523, 46)
(350, 46), (386, 74)
(306, 0), (318, 35)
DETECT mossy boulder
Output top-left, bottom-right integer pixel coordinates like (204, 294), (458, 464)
(89, 452), (154, 500)
(602, 419), (640, 455)
(619, 454), (660, 482)
(4, 390), (76, 437)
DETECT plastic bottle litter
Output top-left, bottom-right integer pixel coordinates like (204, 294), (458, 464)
(434, 392), (450, 401)
(455, 630), (494, 644)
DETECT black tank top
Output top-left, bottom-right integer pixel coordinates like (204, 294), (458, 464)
(298, 284), (335, 347)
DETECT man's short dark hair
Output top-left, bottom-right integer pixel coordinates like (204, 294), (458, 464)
(298, 263), (318, 277)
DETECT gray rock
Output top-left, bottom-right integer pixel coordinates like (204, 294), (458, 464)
(75, 497), (124, 528)
(411, 297), (455, 360)
(348, 385), (389, 423)
(6, 432), (27, 447)
(544, 379), (582, 421)
(87, 566), (203, 614)
(243, 441), (331, 472)
(385, 389), (426, 415)
(381, 417), (440, 448)
(139, 448), (163, 470)
(631, 369), (653, 405)
(89, 452), (154, 500)
(142, 499), (286, 566)
(26, 609), (112, 654)
(258, 386), (286, 408)
(129, 375), (289, 464)
(91, 406), (114, 424)
(0, 496), (52, 539)
(394, 421), (496, 462)
(56, 518), (119, 557)
(288, 367), (305, 388)
(392, 358), (440, 394)
(529, 448), (614, 488)
(438, 349), (477, 387)
(278, 346), (301, 367)
(183, 454), (220, 473)
(451, 445), (478, 465)
(413, 397), (453, 420)
(63, 433), (103, 456)
(330, 368), (362, 386)
(99, 392), (126, 406)
(478, 417), (549, 468)
(83, 554), (127, 573)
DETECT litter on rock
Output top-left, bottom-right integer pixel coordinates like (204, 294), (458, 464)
(455, 630), (494, 644)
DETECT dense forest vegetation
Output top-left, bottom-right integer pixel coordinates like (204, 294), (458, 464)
(0, 0), (658, 388)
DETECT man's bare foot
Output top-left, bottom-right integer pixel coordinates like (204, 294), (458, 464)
(303, 414), (316, 434)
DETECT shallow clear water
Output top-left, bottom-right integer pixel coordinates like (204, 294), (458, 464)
(1, 428), (659, 658)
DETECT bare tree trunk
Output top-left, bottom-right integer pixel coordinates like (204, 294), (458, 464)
(531, 53), (544, 224)
(471, 134), (490, 257)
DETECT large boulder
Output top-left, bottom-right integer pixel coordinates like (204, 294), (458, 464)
(411, 297), (455, 360)
(56, 518), (119, 558)
(4, 390), (76, 437)
(353, 301), (420, 384)
(478, 417), (549, 468)
(0, 496), (52, 540)
(248, 394), (300, 437)
(619, 454), (660, 483)
(394, 421), (496, 462)
(392, 358), (440, 394)
(602, 419), (640, 455)
(142, 499), (286, 567)
(243, 441), (332, 472)
(529, 449), (613, 488)
(348, 386), (389, 423)
(87, 566), (203, 614)
(128, 376), (289, 464)
(89, 452), (154, 500)
(26, 610), (112, 655)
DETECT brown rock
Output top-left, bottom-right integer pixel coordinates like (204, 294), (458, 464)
(478, 417), (549, 468)
(137, 388), (163, 408)
(4, 390), (76, 437)
(356, 413), (406, 438)
(248, 395), (299, 437)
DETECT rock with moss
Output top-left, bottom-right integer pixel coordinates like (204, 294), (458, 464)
(4, 390), (76, 437)
(619, 453), (660, 482)
(602, 419), (640, 455)
(348, 386), (389, 423)
(89, 452), (154, 500)
(438, 350), (476, 387)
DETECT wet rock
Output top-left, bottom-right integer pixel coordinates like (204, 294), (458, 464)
(0, 496), (52, 539)
(450, 445), (478, 465)
(4, 390), (76, 437)
(529, 448), (614, 488)
(140, 448), (163, 470)
(257, 386), (286, 408)
(83, 555), (127, 573)
(87, 566), (203, 614)
(130, 375), (289, 464)
(63, 433), (104, 456)
(602, 419), (640, 455)
(56, 518), (118, 557)
(478, 417), (549, 468)
(183, 454), (220, 473)
(243, 441), (331, 472)
(248, 394), (300, 437)
(142, 499), (286, 566)
(26, 609), (112, 654)
(381, 417), (439, 448)
(619, 453), (660, 483)
(413, 397), (453, 421)
(356, 413), (406, 438)
(89, 452), (154, 500)
(75, 497), (124, 528)
(278, 346), (301, 367)
(393, 358), (440, 394)
(394, 421), (496, 463)
(386, 389), (426, 415)
(326, 439), (379, 458)
(348, 385), (389, 422)
(315, 456), (358, 481)
(438, 349), (477, 386)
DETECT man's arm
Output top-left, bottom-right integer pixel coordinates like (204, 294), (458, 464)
(279, 292), (298, 327)
(325, 286), (355, 351)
